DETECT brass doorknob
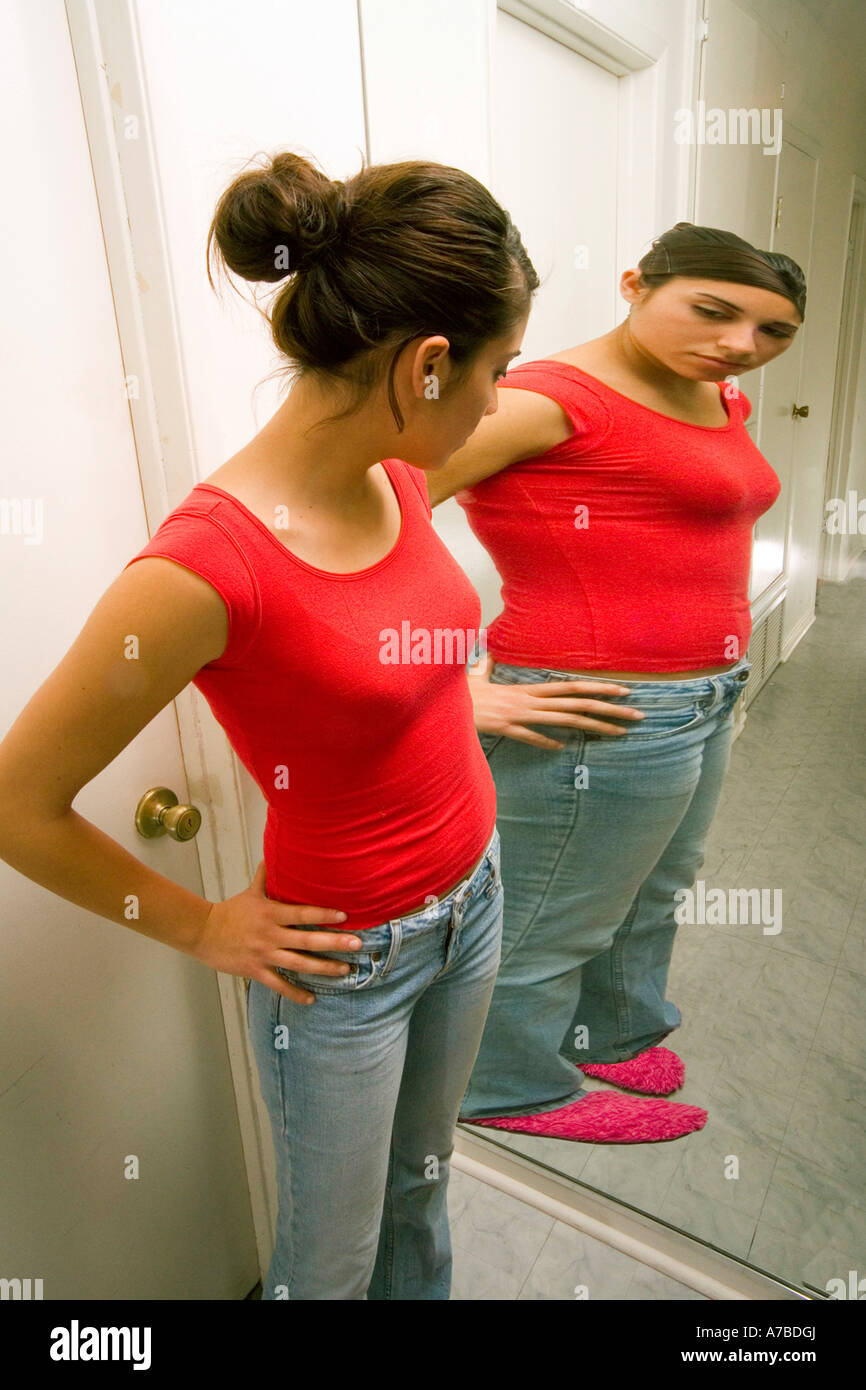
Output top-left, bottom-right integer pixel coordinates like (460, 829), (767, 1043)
(792, 403), (810, 417)
(135, 786), (202, 840)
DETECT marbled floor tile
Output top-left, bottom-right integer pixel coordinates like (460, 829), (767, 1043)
(623, 1262), (708, 1300)
(704, 1072), (795, 1149)
(706, 802), (778, 834)
(450, 1176), (554, 1280)
(667, 933), (769, 1002)
(663, 1023), (728, 1092)
(827, 787), (866, 822)
(702, 847), (753, 881)
(668, 1120), (778, 1219)
(739, 950), (833, 1029)
(758, 1168), (866, 1263)
(772, 870), (858, 928)
(806, 839), (866, 895)
(672, 919), (770, 968)
(667, 1002), (735, 1060)
(700, 910), (794, 954)
(839, 913), (866, 975)
(799, 1043), (866, 1113)
(778, 1091), (866, 1190)
(446, 1167), (483, 1226)
(577, 1135), (686, 1217)
(517, 1220), (639, 1300)
(767, 778), (838, 813)
(729, 734), (812, 765)
(731, 846), (811, 888)
(761, 911), (848, 969)
(657, 1182), (758, 1260)
(449, 1243), (526, 1300)
(754, 796), (824, 832)
(747, 1222), (861, 1298)
(811, 966), (866, 1071)
(764, 1148), (866, 1234)
(495, 1129), (598, 1182)
(702, 1018), (807, 1103)
(817, 807), (866, 853)
(698, 999), (814, 1065)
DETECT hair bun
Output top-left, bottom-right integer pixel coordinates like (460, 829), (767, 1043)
(209, 151), (346, 284)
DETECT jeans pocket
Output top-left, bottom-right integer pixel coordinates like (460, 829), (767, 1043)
(274, 944), (385, 995)
(480, 829), (502, 896)
(477, 728), (507, 759)
(610, 700), (706, 741)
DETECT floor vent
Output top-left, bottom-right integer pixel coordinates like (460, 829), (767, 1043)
(743, 598), (785, 707)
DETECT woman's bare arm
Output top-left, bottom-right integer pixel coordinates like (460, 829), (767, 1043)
(425, 383), (573, 507)
(0, 554), (359, 1005)
(0, 558), (233, 953)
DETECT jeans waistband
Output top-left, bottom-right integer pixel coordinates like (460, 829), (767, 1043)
(503, 657), (752, 694)
(397, 824), (499, 921)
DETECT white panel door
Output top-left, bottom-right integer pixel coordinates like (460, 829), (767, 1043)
(437, 8), (621, 626)
(746, 138), (817, 609)
(771, 141), (819, 641)
(696, 0), (784, 250)
(0, 0), (256, 1299)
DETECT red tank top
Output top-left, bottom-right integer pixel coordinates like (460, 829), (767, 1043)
(456, 360), (781, 671)
(124, 460), (495, 930)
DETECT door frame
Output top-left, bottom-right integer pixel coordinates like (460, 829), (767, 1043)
(495, 0), (697, 306)
(821, 173), (866, 584)
(64, 0), (276, 1275)
(774, 121), (820, 657)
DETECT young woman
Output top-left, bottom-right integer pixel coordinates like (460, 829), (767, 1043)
(426, 223), (806, 1144)
(0, 150), (641, 1302)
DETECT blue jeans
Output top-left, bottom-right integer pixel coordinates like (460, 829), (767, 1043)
(459, 659), (752, 1120)
(246, 826), (503, 1299)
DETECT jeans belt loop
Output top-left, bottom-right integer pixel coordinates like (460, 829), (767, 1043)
(383, 919), (403, 975)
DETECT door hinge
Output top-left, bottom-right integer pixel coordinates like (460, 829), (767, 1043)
(774, 196), (783, 230)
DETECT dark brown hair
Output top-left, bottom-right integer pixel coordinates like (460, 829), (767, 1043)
(637, 222), (806, 320)
(206, 150), (539, 430)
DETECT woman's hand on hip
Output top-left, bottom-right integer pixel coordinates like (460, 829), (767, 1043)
(192, 860), (362, 1003)
(468, 654), (645, 749)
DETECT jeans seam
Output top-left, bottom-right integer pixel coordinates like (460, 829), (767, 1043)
(272, 988), (297, 1298)
(496, 753), (583, 972)
(380, 1144), (396, 1298)
(608, 890), (640, 1061)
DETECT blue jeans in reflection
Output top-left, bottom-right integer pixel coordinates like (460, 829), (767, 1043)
(459, 660), (751, 1120)
(246, 826), (502, 1299)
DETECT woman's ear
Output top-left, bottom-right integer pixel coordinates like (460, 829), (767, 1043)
(619, 268), (645, 307)
(407, 335), (452, 398)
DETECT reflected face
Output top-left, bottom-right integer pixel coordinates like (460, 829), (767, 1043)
(407, 309), (530, 468)
(621, 275), (802, 380)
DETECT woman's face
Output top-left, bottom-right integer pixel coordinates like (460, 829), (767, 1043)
(620, 272), (802, 380)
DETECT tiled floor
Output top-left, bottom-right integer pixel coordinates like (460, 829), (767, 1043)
(454, 564), (866, 1298)
(448, 1167), (707, 1299)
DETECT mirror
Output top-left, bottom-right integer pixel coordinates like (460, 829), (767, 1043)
(441, 7), (864, 1300)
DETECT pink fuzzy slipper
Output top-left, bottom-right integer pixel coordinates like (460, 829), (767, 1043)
(580, 1046), (686, 1096)
(461, 1090), (705, 1143)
